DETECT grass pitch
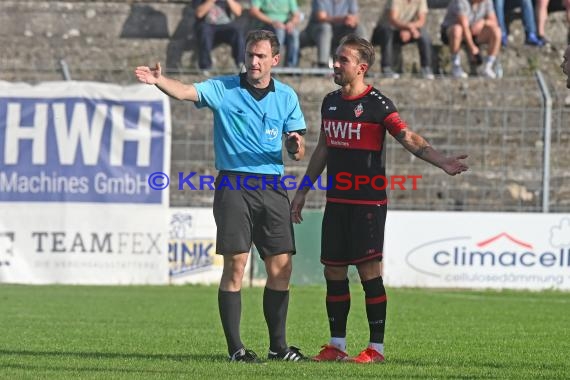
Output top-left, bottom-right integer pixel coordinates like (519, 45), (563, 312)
(0, 285), (568, 379)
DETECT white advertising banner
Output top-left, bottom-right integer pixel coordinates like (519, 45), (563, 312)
(0, 81), (171, 284)
(169, 208), (222, 284)
(384, 211), (570, 290)
(0, 204), (168, 284)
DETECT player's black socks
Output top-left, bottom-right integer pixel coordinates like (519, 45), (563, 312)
(362, 277), (387, 343)
(218, 289), (244, 355)
(325, 278), (351, 338)
(263, 287), (289, 353)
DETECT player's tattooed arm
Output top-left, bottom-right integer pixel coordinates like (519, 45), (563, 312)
(395, 129), (432, 158)
(395, 128), (469, 175)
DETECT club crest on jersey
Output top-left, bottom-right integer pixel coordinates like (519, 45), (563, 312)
(354, 103), (364, 118)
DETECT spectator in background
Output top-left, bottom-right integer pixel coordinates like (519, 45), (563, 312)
(494, 0), (544, 46)
(535, 0), (570, 44)
(193, 0), (246, 72)
(535, 0), (549, 43)
(250, 0), (301, 67)
(372, 0), (435, 79)
(565, 0), (569, 44)
(441, 0), (502, 78)
(302, 0), (367, 68)
(564, 0), (570, 45)
(562, 43), (570, 88)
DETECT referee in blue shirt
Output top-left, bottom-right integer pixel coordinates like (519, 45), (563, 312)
(136, 30), (306, 362)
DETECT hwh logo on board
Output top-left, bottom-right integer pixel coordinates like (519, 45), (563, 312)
(3, 101), (152, 166)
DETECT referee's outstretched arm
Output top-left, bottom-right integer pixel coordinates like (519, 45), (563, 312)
(135, 62), (199, 102)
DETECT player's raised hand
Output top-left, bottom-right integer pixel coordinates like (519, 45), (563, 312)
(135, 62), (162, 85)
(441, 154), (469, 176)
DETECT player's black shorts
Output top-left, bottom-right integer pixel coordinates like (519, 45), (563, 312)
(321, 202), (386, 266)
(213, 171), (295, 259)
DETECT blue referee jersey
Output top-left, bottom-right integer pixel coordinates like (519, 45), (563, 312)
(194, 74), (306, 175)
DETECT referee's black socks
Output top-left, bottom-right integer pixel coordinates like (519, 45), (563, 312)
(263, 287), (289, 353)
(218, 289), (244, 356)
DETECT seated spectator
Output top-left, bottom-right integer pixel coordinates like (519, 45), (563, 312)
(494, 0), (543, 46)
(372, 0), (435, 79)
(535, 0), (570, 44)
(441, 0), (502, 78)
(302, 0), (367, 67)
(562, 43), (569, 88)
(564, 0), (569, 44)
(250, 0), (301, 67)
(193, 0), (245, 72)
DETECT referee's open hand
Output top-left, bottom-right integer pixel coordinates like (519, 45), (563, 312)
(135, 62), (162, 85)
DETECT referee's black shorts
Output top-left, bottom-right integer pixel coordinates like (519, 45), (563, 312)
(213, 171), (295, 259)
(321, 202), (386, 266)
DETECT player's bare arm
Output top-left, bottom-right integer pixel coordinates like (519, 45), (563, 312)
(290, 131), (328, 223)
(134, 62), (199, 102)
(395, 128), (469, 176)
(285, 132), (306, 161)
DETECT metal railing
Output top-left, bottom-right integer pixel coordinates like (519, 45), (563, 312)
(2, 66), (569, 212)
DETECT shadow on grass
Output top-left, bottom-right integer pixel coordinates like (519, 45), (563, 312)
(2, 348), (566, 378)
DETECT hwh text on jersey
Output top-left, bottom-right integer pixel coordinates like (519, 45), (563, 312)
(323, 120), (361, 140)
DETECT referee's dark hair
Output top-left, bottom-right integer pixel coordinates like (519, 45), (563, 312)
(338, 34), (375, 70)
(246, 29), (281, 57)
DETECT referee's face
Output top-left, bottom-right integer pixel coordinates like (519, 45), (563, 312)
(245, 40), (279, 87)
(562, 45), (570, 89)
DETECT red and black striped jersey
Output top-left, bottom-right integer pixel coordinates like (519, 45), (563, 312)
(321, 85), (407, 205)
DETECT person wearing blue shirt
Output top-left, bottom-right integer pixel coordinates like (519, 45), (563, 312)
(192, 0), (246, 71)
(135, 29), (306, 363)
(302, 0), (367, 68)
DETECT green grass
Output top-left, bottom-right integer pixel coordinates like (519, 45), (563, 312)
(0, 285), (569, 379)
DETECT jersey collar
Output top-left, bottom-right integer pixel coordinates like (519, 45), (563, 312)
(341, 85), (372, 101)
